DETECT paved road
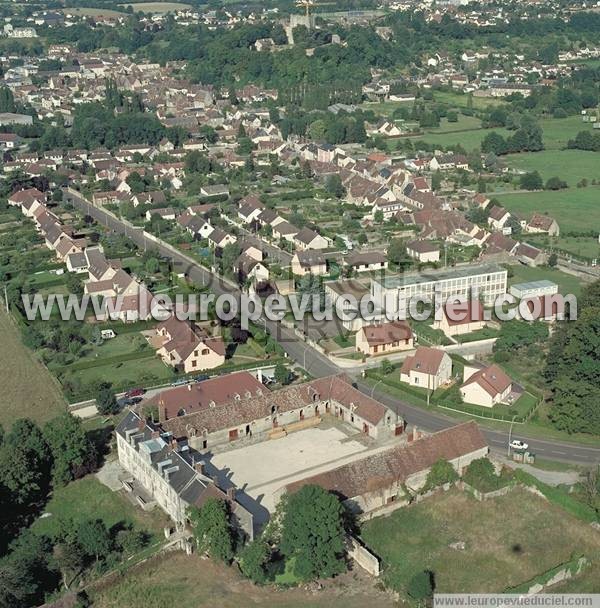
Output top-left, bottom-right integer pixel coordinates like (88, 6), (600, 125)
(64, 189), (600, 467)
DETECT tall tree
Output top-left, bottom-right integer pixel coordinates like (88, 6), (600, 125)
(0, 419), (51, 509)
(188, 498), (234, 563)
(280, 485), (346, 581)
(43, 414), (97, 486)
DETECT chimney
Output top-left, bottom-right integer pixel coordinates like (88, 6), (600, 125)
(170, 438), (178, 452)
(137, 417), (145, 432)
(151, 430), (160, 439)
(195, 461), (205, 475)
(227, 487), (236, 501)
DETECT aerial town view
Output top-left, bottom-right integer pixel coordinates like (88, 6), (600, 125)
(0, 0), (599, 606)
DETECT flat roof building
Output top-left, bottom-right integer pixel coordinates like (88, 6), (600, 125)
(371, 263), (507, 315)
(509, 280), (558, 300)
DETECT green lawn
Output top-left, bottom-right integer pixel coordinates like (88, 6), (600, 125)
(453, 326), (499, 343)
(496, 187), (600, 234)
(361, 488), (600, 594)
(412, 320), (452, 346)
(77, 333), (151, 362)
(33, 475), (167, 539)
(65, 356), (174, 399)
(507, 264), (584, 296)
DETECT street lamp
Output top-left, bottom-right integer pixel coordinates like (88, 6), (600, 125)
(507, 414), (517, 457)
(371, 378), (383, 399)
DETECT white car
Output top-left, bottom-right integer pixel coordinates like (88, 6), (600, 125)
(510, 439), (529, 451)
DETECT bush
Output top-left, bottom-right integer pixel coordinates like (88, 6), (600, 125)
(424, 459), (458, 491)
(407, 570), (434, 600)
(463, 458), (510, 493)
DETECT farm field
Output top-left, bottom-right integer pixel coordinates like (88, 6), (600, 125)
(89, 550), (397, 608)
(495, 187), (600, 233)
(0, 307), (66, 427)
(62, 7), (126, 16)
(434, 90), (505, 110)
(504, 149), (600, 185)
(119, 2), (193, 11)
(405, 115), (592, 152)
(361, 488), (600, 594)
(407, 125), (510, 151)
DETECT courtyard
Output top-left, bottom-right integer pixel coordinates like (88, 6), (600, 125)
(209, 422), (396, 514)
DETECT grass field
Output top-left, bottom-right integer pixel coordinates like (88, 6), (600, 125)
(361, 488), (600, 594)
(526, 234), (600, 260)
(405, 115), (593, 152)
(507, 264), (584, 296)
(434, 90), (505, 110)
(496, 187), (600, 233)
(33, 474), (168, 539)
(504, 149), (600, 185)
(62, 7), (126, 16)
(407, 126), (509, 151)
(0, 308), (65, 427)
(90, 551), (397, 608)
(118, 2), (193, 11)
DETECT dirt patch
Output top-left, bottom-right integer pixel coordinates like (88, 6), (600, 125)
(90, 551), (397, 608)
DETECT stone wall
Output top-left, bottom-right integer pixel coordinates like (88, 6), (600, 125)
(346, 535), (381, 577)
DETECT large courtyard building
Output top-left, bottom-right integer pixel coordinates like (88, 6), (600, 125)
(371, 263), (508, 316)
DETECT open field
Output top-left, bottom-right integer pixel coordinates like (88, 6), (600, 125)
(504, 149), (600, 185)
(407, 125), (509, 151)
(0, 307), (65, 427)
(62, 7), (126, 16)
(361, 488), (600, 594)
(495, 187), (600, 233)
(434, 90), (505, 110)
(119, 2), (193, 11)
(405, 115), (593, 152)
(90, 551), (397, 608)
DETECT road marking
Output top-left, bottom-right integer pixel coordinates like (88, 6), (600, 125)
(550, 450), (567, 455)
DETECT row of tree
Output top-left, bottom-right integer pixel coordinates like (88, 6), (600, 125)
(545, 281), (600, 434)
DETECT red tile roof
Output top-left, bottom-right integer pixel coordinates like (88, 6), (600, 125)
(361, 321), (413, 347)
(401, 346), (447, 376)
(285, 422), (487, 499)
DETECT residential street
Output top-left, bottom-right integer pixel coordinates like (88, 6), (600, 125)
(64, 188), (600, 467)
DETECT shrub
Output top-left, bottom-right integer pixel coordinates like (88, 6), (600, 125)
(424, 459), (458, 491)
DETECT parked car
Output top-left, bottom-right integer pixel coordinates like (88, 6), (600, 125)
(171, 378), (191, 387)
(126, 396), (143, 406)
(510, 439), (528, 451)
(125, 388), (145, 398)
(194, 374), (209, 383)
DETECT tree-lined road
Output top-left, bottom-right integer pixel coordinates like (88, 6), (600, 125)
(63, 188), (600, 467)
